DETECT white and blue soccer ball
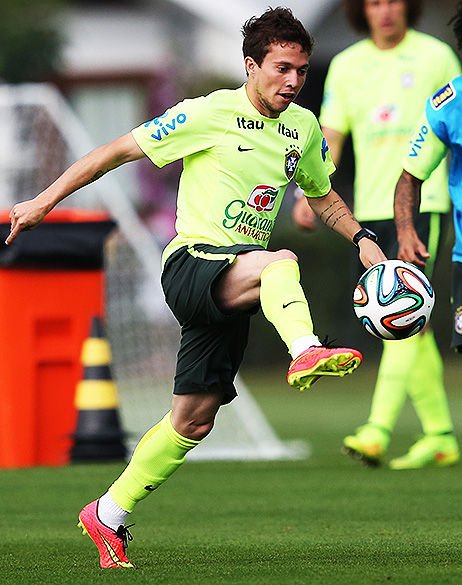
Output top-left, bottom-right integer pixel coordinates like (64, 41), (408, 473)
(353, 259), (435, 340)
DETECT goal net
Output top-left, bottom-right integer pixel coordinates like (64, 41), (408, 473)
(0, 83), (309, 461)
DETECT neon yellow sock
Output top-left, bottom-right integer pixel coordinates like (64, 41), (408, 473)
(109, 411), (201, 512)
(260, 259), (316, 352)
(407, 330), (453, 435)
(368, 336), (420, 432)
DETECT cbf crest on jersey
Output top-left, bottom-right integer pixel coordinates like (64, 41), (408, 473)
(285, 146), (301, 179)
(431, 82), (456, 111)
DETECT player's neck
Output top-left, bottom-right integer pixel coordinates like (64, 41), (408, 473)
(371, 28), (407, 50)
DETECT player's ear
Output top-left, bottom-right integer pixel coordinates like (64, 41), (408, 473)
(245, 56), (258, 76)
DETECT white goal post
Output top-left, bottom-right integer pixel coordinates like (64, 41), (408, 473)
(0, 82), (309, 461)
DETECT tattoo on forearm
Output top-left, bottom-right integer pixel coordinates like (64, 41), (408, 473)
(320, 198), (353, 230)
(331, 212), (349, 229)
(394, 172), (421, 233)
(319, 200), (338, 222)
(87, 170), (107, 185)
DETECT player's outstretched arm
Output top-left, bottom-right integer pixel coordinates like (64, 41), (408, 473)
(394, 169), (428, 267)
(308, 188), (387, 268)
(6, 133), (145, 245)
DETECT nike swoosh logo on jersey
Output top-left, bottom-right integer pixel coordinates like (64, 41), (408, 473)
(237, 145), (254, 152)
(282, 300), (305, 309)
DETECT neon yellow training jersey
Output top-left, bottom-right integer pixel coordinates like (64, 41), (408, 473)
(320, 29), (461, 222)
(132, 84), (335, 264)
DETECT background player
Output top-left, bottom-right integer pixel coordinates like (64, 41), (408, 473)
(293, 0), (461, 470)
(394, 5), (462, 469)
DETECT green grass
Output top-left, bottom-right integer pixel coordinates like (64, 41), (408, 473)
(2, 358), (462, 584)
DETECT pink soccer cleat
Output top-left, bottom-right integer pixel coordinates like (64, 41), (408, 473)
(287, 345), (362, 391)
(78, 499), (134, 568)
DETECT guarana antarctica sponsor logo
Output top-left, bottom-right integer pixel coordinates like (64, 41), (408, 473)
(222, 185), (279, 242)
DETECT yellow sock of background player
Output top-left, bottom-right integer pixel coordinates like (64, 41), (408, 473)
(407, 329), (454, 435)
(368, 336), (419, 432)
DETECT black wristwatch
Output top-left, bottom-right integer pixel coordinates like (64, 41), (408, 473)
(353, 228), (378, 249)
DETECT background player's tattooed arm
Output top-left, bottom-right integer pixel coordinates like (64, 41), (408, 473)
(394, 170), (428, 265)
(394, 169), (423, 236)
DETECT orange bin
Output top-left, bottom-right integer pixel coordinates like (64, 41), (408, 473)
(0, 209), (115, 468)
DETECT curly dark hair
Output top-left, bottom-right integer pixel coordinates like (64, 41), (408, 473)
(242, 6), (314, 66)
(449, 1), (462, 49)
(342, 0), (423, 35)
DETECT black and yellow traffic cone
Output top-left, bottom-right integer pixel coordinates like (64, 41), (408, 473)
(71, 316), (127, 461)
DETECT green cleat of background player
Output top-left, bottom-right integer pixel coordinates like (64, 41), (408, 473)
(389, 435), (460, 470)
(342, 424), (390, 467)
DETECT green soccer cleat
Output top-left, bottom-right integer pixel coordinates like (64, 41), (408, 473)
(342, 424), (390, 467)
(389, 434), (460, 470)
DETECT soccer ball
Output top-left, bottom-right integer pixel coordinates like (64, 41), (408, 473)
(353, 259), (435, 340)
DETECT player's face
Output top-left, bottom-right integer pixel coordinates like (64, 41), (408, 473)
(245, 42), (309, 118)
(364, 0), (407, 47)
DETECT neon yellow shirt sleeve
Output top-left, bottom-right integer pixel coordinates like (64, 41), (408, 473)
(294, 115), (335, 197)
(319, 54), (351, 136)
(131, 96), (216, 167)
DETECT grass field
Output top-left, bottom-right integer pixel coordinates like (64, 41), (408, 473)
(2, 357), (462, 584)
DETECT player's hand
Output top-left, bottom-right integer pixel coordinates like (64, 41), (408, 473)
(6, 200), (48, 245)
(292, 195), (317, 231)
(397, 231), (429, 267)
(358, 239), (387, 269)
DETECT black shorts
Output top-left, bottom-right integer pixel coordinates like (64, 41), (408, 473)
(451, 261), (462, 351)
(161, 243), (265, 404)
(362, 212), (448, 280)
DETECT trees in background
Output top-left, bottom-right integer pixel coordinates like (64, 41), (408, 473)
(0, 0), (65, 83)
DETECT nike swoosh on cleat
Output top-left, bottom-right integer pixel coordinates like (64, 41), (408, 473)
(99, 530), (130, 567)
(237, 145), (254, 152)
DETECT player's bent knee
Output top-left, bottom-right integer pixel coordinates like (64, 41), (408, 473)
(192, 422), (215, 441)
(271, 249), (298, 263)
(174, 418), (215, 441)
(186, 421), (215, 441)
(257, 249), (299, 279)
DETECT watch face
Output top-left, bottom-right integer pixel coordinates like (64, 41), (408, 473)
(354, 228), (377, 247)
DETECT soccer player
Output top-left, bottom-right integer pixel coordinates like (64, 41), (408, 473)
(294, 0), (461, 469)
(394, 2), (462, 470)
(6, 8), (385, 568)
